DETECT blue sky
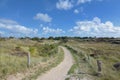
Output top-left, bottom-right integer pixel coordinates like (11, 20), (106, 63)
(0, 0), (120, 37)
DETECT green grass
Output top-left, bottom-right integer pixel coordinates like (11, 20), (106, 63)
(65, 45), (79, 75)
(68, 64), (78, 75)
(0, 39), (60, 79)
(0, 53), (27, 78)
(65, 45), (83, 80)
(0, 53), (46, 79)
(23, 47), (64, 80)
(65, 40), (120, 80)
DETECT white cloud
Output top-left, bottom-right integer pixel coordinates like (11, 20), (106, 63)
(56, 0), (73, 10)
(74, 9), (79, 14)
(77, 0), (92, 4)
(56, 0), (102, 10)
(42, 27), (65, 34)
(0, 18), (17, 24)
(70, 17), (120, 37)
(0, 19), (38, 36)
(77, 0), (102, 5)
(34, 13), (52, 22)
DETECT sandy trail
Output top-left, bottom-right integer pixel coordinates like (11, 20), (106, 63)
(36, 46), (74, 80)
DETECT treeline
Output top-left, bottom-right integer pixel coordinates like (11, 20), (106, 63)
(4, 36), (119, 40)
(0, 36), (120, 44)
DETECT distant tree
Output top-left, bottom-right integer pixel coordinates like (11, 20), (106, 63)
(25, 37), (31, 39)
(48, 36), (54, 40)
(31, 37), (40, 41)
(9, 36), (14, 39)
(60, 36), (68, 43)
(19, 37), (24, 40)
(82, 37), (89, 39)
(40, 37), (46, 40)
(54, 37), (61, 40)
(74, 37), (81, 39)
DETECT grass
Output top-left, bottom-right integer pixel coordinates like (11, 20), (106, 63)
(2, 38), (120, 80)
(65, 45), (79, 75)
(0, 53), (47, 79)
(68, 64), (78, 75)
(0, 53), (27, 78)
(23, 47), (64, 80)
(65, 45), (83, 80)
(0, 39), (60, 79)
(65, 40), (120, 80)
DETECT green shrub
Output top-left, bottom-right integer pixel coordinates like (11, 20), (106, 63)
(37, 44), (58, 57)
(29, 47), (38, 56)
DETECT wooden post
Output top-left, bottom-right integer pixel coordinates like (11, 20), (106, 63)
(97, 60), (102, 76)
(27, 52), (30, 68)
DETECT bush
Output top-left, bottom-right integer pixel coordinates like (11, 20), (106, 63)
(29, 47), (38, 57)
(37, 44), (58, 57)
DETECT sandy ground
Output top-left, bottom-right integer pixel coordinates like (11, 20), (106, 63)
(36, 46), (74, 80)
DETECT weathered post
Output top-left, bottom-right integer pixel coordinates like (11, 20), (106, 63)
(27, 52), (30, 68)
(97, 60), (102, 76)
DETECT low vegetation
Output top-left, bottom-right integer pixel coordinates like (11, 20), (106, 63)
(0, 38), (61, 79)
(1, 37), (120, 80)
(67, 39), (120, 80)
(65, 39), (120, 80)
(23, 47), (64, 80)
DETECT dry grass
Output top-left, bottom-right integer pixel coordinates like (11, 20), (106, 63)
(0, 39), (60, 79)
(66, 40), (120, 80)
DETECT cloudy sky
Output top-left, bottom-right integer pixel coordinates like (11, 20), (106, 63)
(0, 0), (120, 37)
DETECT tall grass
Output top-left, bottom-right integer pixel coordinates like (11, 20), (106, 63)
(0, 53), (46, 79)
(0, 39), (59, 79)
(66, 40), (120, 80)
(23, 47), (64, 80)
(0, 53), (27, 78)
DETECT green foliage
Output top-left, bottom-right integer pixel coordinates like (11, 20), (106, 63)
(15, 46), (21, 51)
(37, 44), (58, 57)
(31, 37), (40, 41)
(68, 64), (78, 74)
(0, 54), (27, 78)
(29, 47), (38, 56)
(66, 40), (120, 80)
(23, 47), (64, 80)
(48, 36), (54, 40)
(0, 39), (59, 79)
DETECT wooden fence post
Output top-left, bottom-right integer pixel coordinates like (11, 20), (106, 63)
(27, 52), (30, 68)
(97, 60), (102, 76)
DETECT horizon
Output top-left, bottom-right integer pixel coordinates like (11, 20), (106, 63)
(0, 0), (120, 37)
(1, 36), (120, 39)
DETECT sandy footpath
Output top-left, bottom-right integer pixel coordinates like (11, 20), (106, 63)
(36, 46), (74, 80)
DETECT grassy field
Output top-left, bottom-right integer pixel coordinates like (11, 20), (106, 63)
(65, 39), (120, 80)
(1, 37), (120, 80)
(0, 38), (62, 79)
(23, 47), (64, 80)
